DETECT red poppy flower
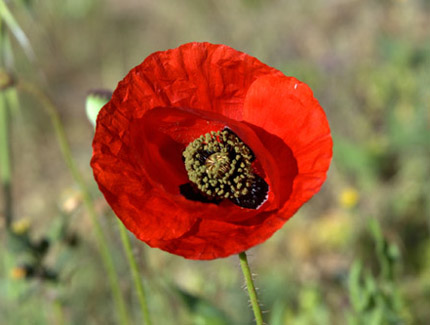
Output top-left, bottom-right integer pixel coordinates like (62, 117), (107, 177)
(91, 42), (332, 260)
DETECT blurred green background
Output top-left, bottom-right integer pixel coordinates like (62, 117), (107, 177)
(1, 0), (429, 324)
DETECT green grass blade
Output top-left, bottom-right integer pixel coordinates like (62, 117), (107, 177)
(0, 0), (35, 60)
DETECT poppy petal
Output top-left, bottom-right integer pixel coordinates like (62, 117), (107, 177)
(91, 42), (332, 259)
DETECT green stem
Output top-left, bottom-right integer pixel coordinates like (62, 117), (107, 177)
(0, 88), (12, 229)
(118, 219), (152, 325)
(0, 20), (13, 230)
(239, 251), (264, 325)
(17, 81), (130, 325)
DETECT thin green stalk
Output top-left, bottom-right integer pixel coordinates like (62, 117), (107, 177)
(0, 0), (35, 59)
(17, 80), (130, 325)
(118, 219), (152, 325)
(1, 18), (13, 230)
(239, 251), (264, 325)
(0, 88), (12, 229)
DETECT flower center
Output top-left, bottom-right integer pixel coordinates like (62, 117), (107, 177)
(183, 129), (255, 199)
(205, 152), (230, 177)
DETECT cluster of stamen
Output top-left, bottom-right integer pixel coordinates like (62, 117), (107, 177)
(183, 129), (255, 199)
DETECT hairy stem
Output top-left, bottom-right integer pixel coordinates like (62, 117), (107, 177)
(239, 251), (264, 325)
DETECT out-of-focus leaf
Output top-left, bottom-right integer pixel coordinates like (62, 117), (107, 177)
(6, 232), (32, 254)
(363, 271), (377, 299)
(173, 285), (232, 325)
(348, 260), (368, 312)
(348, 218), (410, 324)
(268, 299), (286, 325)
(369, 218), (397, 281)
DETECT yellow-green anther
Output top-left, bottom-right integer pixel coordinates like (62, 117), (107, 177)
(183, 129), (254, 199)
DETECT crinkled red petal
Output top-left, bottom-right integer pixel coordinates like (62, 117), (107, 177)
(91, 42), (332, 259)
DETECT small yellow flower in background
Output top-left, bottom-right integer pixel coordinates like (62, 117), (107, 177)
(339, 187), (359, 208)
(11, 218), (31, 235)
(10, 266), (26, 280)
